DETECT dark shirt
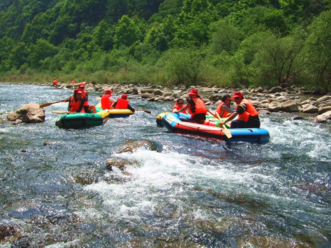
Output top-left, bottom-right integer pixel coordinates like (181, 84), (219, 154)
(236, 103), (247, 115)
(187, 99), (197, 113)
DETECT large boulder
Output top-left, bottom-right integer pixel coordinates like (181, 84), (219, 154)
(104, 158), (133, 171)
(315, 110), (331, 123)
(316, 95), (331, 102)
(153, 89), (163, 96)
(115, 140), (155, 153)
(267, 102), (281, 112)
(269, 86), (283, 93)
(281, 100), (299, 112)
(7, 103), (45, 123)
(318, 105), (331, 114)
(140, 88), (154, 94)
(209, 94), (223, 102)
(302, 104), (318, 114)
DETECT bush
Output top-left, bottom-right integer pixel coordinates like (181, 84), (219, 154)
(161, 47), (206, 86)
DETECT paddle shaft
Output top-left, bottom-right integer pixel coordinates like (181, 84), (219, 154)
(52, 110), (70, 114)
(136, 109), (151, 114)
(40, 98), (69, 108)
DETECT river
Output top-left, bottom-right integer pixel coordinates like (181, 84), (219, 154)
(0, 84), (330, 247)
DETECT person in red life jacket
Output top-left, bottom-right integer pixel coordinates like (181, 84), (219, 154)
(78, 83), (96, 113)
(172, 99), (187, 113)
(219, 91), (260, 128)
(52, 78), (58, 87)
(176, 89), (207, 124)
(112, 94), (135, 112)
(101, 89), (116, 109)
(71, 79), (75, 84)
(215, 94), (234, 118)
(68, 89), (85, 113)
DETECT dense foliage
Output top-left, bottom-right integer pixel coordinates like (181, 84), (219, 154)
(0, 0), (330, 90)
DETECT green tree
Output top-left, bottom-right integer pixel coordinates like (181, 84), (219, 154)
(173, 0), (215, 47)
(8, 42), (28, 69)
(114, 15), (143, 48)
(0, 36), (15, 65)
(241, 7), (288, 36)
(163, 47), (206, 85)
(93, 20), (114, 51)
(27, 38), (57, 68)
(246, 31), (303, 86)
(145, 15), (175, 51)
(209, 20), (243, 55)
(300, 10), (331, 90)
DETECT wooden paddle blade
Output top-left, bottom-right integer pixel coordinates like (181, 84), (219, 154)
(215, 112), (232, 139)
(52, 110), (70, 114)
(136, 109), (151, 114)
(222, 127), (232, 139)
(40, 98), (69, 108)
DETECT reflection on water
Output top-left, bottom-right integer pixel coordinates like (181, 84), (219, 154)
(0, 84), (330, 247)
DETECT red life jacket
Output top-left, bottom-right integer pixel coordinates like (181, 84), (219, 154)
(115, 98), (129, 109)
(190, 97), (207, 117)
(215, 102), (229, 118)
(172, 103), (186, 113)
(52, 80), (58, 85)
(69, 96), (85, 113)
(101, 95), (112, 109)
(237, 99), (259, 122)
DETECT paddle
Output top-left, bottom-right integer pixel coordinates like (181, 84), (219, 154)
(40, 98), (70, 108)
(135, 109), (151, 114)
(52, 110), (70, 114)
(215, 112), (232, 139)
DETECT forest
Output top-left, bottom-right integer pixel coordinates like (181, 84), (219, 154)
(0, 0), (330, 90)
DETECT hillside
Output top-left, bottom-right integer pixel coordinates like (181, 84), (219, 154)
(0, 0), (330, 90)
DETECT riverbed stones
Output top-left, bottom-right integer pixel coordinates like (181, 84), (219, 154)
(0, 225), (21, 243)
(140, 88), (154, 94)
(116, 140), (155, 153)
(302, 104), (318, 113)
(269, 86), (283, 93)
(238, 236), (313, 248)
(104, 158), (132, 171)
(318, 105), (331, 114)
(280, 100), (299, 112)
(267, 102), (281, 112)
(209, 94), (223, 102)
(315, 110), (331, 123)
(316, 95), (331, 102)
(74, 171), (97, 185)
(37, 81), (331, 123)
(7, 103), (45, 124)
(153, 89), (163, 96)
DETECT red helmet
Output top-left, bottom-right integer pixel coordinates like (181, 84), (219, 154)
(231, 91), (243, 99)
(79, 83), (85, 88)
(105, 89), (113, 95)
(188, 89), (198, 96)
(121, 94), (127, 100)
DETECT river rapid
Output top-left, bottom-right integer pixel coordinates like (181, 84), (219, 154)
(0, 84), (330, 248)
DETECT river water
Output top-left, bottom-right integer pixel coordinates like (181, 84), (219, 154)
(0, 84), (330, 247)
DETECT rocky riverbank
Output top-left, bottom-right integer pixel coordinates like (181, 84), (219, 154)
(2, 81), (331, 123)
(56, 82), (331, 123)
